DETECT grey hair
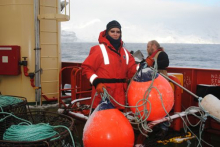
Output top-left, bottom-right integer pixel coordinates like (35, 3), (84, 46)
(150, 40), (160, 49)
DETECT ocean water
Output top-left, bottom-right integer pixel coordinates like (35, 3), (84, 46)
(61, 42), (220, 69)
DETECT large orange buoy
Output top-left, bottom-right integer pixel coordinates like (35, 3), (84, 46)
(127, 67), (174, 121)
(83, 99), (134, 147)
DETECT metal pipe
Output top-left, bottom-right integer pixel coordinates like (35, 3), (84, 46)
(71, 97), (91, 105)
(150, 67), (199, 99)
(69, 0), (70, 18)
(148, 109), (200, 128)
(65, 0), (66, 15)
(34, 0), (41, 105)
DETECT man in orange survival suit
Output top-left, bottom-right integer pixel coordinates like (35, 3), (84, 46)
(145, 40), (169, 76)
(82, 20), (138, 110)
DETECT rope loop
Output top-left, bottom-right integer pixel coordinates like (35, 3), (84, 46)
(89, 58), (173, 137)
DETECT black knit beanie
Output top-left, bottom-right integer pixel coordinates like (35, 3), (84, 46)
(106, 20), (121, 34)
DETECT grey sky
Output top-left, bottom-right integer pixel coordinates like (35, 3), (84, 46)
(61, 0), (220, 44)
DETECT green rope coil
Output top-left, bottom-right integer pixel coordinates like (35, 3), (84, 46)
(0, 95), (75, 146)
(0, 95), (23, 108)
(0, 112), (75, 147)
(3, 123), (59, 141)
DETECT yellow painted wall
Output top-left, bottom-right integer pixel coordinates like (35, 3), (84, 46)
(0, 0), (63, 103)
(0, 0), (35, 101)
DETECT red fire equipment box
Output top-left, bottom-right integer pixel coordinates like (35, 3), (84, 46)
(0, 45), (21, 75)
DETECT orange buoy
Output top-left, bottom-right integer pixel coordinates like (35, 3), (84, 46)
(127, 68), (174, 121)
(83, 99), (134, 147)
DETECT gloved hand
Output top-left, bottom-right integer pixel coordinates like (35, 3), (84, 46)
(146, 57), (154, 67)
(138, 61), (147, 71)
(96, 83), (106, 94)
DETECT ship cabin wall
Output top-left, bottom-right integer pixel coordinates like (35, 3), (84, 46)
(0, 0), (62, 103)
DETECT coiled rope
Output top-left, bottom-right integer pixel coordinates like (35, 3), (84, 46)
(4, 123), (59, 141)
(0, 112), (75, 146)
(0, 95), (23, 111)
(0, 96), (75, 146)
